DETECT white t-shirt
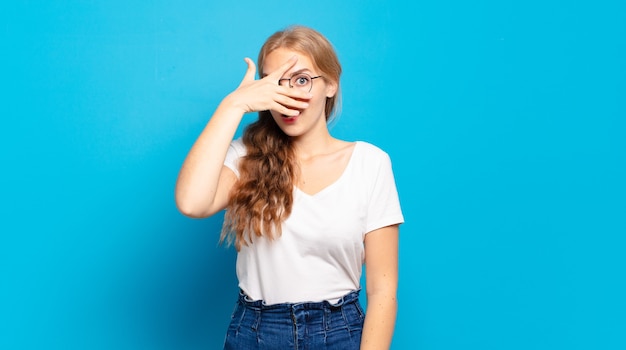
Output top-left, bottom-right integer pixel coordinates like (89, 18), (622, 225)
(224, 138), (404, 304)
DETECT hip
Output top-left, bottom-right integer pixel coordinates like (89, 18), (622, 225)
(223, 289), (365, 350)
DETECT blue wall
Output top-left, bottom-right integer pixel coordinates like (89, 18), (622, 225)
(1, 1), (624, 349)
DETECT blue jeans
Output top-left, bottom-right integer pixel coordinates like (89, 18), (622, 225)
(223, 290), (365, 349)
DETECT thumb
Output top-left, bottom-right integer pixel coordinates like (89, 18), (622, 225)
(239, 57), (257, 85)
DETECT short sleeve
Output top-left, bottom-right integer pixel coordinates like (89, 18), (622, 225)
(224, 138), (246, 178)
(365, 150), (404, 234)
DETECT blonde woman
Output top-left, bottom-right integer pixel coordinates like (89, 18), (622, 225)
(176, 25), (404, 349)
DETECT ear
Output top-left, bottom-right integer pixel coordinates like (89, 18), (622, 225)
(325, 80), (338, 98)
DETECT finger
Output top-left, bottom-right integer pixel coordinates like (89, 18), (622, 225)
(274, 94), (310, 110)
(276, 85), (313, 101)
(240, 57), (256, 84)
(266, 55), (298, 80)
(272, 103), (301, 117)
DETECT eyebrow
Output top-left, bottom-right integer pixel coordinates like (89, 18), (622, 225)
(262, 68), (313, 78)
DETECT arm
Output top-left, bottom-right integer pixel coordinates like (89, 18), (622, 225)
(361, 224), (399, 350)
(175, 56), (311, 217)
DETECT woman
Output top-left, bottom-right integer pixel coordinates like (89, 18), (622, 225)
(175, 25), (404, 349)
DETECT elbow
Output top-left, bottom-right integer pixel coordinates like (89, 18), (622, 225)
(175, 193), (211, 219)
(366, 280), (398, 301)
(177, 203), (207, 218)
(366, 287), (398, 302)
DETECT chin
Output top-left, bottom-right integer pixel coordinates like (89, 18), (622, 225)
(277, 125), (305, 138)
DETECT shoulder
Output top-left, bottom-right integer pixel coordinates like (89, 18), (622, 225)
(354, 141), (392, 162)
(229, 138), (247, 157)
(224, 138), (247, 178)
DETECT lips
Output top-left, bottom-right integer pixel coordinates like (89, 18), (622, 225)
(281, 115), (297, 123)
(281, 109), (303, 122)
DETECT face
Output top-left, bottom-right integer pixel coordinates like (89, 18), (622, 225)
(262, 48), (337, 138)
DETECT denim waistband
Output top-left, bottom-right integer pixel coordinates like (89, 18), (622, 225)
(238, 289), (361, 311)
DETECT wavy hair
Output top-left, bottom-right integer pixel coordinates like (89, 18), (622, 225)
(221, 25), (342, 250)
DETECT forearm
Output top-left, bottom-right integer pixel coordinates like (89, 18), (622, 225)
(175, 95), (245, 217)
(176, 56), (309, 217)
(360, 291), (397, 349)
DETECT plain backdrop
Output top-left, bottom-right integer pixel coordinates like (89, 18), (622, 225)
(1, 1), (624, 349)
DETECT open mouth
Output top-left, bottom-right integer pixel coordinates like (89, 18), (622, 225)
(282, 114), (297, 123)
(281, 110), (302, 120)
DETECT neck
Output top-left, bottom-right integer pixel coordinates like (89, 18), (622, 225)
(292, 131), (335, 160)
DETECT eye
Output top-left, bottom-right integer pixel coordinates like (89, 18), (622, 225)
(292, 74), (311, 87)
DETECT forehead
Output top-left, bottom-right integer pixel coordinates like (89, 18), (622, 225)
(262, 48), (316, 75)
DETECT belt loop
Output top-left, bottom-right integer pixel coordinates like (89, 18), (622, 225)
(252, 308), (261, 333)
(252, 308), (261, 343)
(323, 303), (330, 344)
(324, 305), (331, 331)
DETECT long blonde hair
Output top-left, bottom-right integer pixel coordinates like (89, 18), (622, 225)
(221, 25), (342, 250)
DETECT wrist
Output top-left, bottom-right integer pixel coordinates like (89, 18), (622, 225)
(221, 92), (250, 115)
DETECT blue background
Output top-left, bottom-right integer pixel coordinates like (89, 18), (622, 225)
(1, 1), (624, 349)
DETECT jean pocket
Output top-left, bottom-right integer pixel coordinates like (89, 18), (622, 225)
(227, 302), (246, 332)
(353, 301), (365, 320)
(339, 302), (365, 331)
